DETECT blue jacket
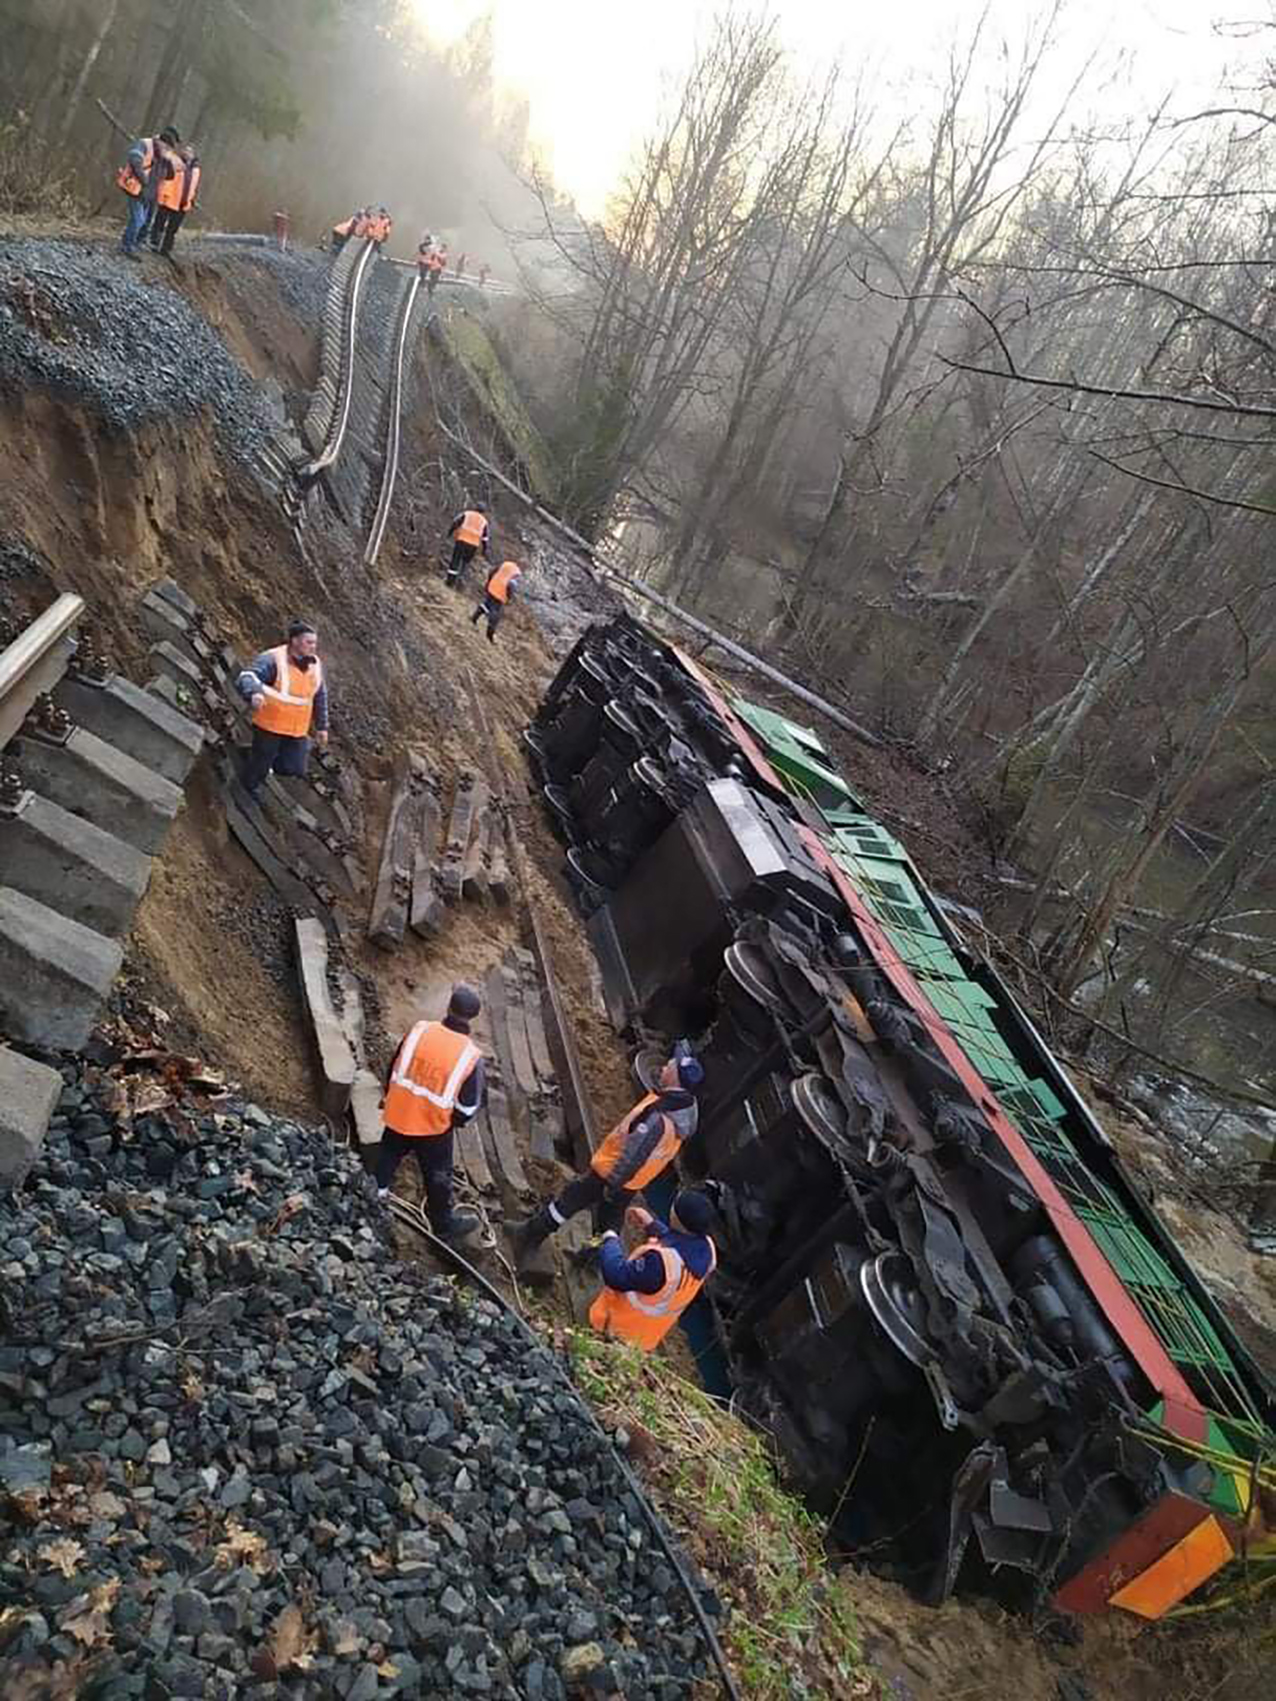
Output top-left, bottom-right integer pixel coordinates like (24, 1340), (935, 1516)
(237, 650), (329, 734)
(599, 1214), (714, 1295)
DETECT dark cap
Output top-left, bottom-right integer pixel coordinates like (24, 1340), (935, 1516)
(671, 1190), (713, 1235)
(159, 126), (180, 144)
(287, 619), (317, 641)
(448, 982), (482, 1021)
(672, 1038), (704, 1090)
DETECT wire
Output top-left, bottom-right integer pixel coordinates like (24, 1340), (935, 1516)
(383, 1195), (743, 1701)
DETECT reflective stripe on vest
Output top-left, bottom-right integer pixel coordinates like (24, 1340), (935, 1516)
(116, 138), (155, 197)
(591, 1093), (680, 1192)
(383, 1021), (480, 1138)
(456, 510), (486, 546)
(588, 1235), (717, 1352)
(251, 645), (322, 739)
(487, 562), (520, 603)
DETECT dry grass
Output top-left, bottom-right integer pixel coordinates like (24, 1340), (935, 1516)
(569, 1329), (875, 1700)
(0, 115), (88, 220)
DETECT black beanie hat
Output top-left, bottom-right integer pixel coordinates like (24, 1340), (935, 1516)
(671, 1190), (713, 1235)
(448, 982), (482, 1020)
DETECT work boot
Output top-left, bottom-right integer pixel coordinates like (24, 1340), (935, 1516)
(509, 1205), (556, 1264)
(435, 1210), (481, 1245)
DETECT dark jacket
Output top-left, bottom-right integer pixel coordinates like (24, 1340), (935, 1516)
(599, 1213), (715, 1294)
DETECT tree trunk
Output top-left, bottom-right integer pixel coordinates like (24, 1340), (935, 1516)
(57, 0), (121, 145)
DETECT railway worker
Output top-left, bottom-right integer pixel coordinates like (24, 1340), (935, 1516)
(478, 262), (491, 290)
(455, 250), (467, 278)
(376, 984), (485, 1244)
(470, 558), (521, 643)
(331, 209), (362, 253)
(445, 502), (490, 586)
(235, 619), (329, 802)
(589, 1191), (717, 1353)
(118, 125), (180, 258)
(149, 144), (201, 257)
(424, 242), (448, 297)
(510, 1042), (704, 1268)
(369, 206), (393, 250)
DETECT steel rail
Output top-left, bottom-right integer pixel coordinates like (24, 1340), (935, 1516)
(383, 1193), (742, 1701)
(363, 269), (424, 567)
(299, 237), (377, 477)
(0, 593), (85, 753)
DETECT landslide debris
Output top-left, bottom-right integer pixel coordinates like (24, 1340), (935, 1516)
(0, 239), (276, 462)
(0, 1051), (715, 1699)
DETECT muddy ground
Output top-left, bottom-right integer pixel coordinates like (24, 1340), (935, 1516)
(0, 229), (1271, 1700)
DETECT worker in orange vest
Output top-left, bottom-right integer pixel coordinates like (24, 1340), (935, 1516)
(332, 209), (363, 253)
(470, 558), (521, 643)
(377, 984), (486, 1243)
(424, 242), (448, 297)
(118, 125), (180, 257)
(590, 1191), (718, 1353)
(445, 502), (490, 586)
(235, 619), (329, 802)
(149, 144), (201, 257)
(511, 1042), (704, 1270)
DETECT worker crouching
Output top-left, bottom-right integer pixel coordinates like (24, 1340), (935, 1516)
(471, 558), (521, 642)
(591, 1191), (718, 1352)
(377, 984), (485, 1244)
(511, 1043), (704, 1270)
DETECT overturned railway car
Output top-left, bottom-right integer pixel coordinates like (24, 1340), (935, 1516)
(527, 613), (1274, 1618)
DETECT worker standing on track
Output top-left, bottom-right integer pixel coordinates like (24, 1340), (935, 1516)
(445, 502), (490, 586)
(478, 262), (491, 290)
(470, 558), (521, 643)
(425, 242), (448, 297)
(368, 205), (393, 250)
(511, 1043), (704, 1268)
(235, 619), (329, 802)
(455, 250), (467, 278)
(117, 125), (180, 258)
(149, 143), (201, 257)
(377, 984), (485, 1244)
(590, 1191), (718, 1353)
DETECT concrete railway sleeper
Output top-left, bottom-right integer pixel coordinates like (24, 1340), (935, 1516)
(0, 596), (204, 1186)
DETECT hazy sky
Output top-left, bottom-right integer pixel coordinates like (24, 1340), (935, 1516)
(416, 0), (1247, 213)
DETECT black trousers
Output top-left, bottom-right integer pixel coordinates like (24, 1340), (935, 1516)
(446, 540), (478, 583)
(376, 1127), (455, 1227)
(243, 728), (310, 794)
(149, 207), (186, 255)
(554, 1169), (627, 1235)
(471, 593), (504, 638)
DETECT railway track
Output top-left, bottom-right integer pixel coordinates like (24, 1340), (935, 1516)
(363, 266), (425, 567)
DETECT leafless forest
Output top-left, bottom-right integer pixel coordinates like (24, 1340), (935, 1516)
(4, 0), (1275, 1094)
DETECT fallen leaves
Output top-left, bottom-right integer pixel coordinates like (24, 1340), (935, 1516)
(38, 1538), (85, 1578)
(213, 1519), (270, 1574)
(249, 1601), (318, 1679)
(60, 1577), (120, 1647)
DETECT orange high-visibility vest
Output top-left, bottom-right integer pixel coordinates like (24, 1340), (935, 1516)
(116, 138), (155, 197)
(589, 1234), (717, 1352)
(590, 1093), (679, 1192)
(455, 510), (487, 547)
(486, 562), (520, 603)
(383, 1021), (481, 1139)
(250, 645), (323, 739)
(159, 160), (200, 212)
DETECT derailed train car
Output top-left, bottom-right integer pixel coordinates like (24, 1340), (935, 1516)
(526, 613), (1275, 1618)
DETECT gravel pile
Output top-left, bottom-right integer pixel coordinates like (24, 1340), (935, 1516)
(0, 239), (276, 465)
(0, 1063), (715, 1699)
(190, 243), (333, 329)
